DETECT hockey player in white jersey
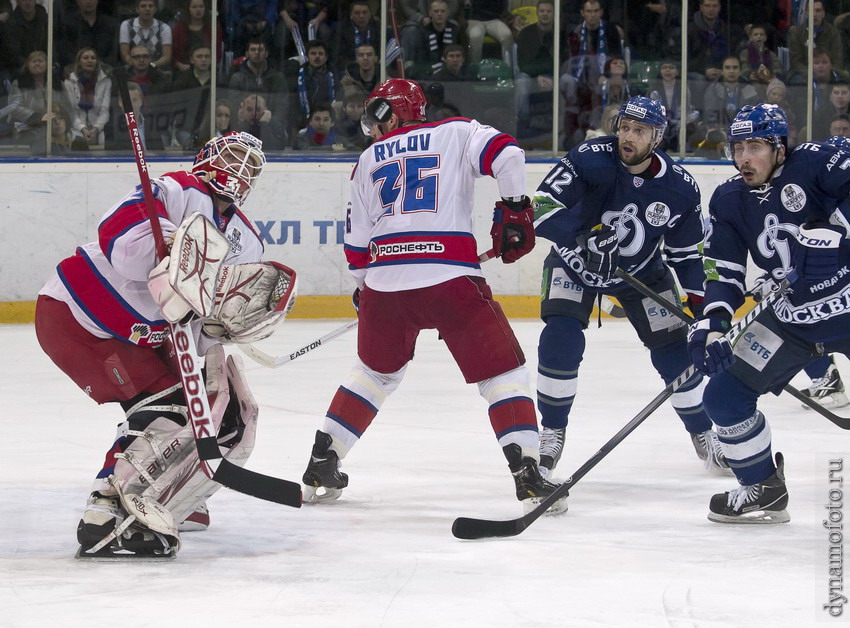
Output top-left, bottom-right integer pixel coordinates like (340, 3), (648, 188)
(300, 78), (567, 514)
(35, 132), (297, 557)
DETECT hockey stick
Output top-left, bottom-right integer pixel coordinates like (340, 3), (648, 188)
(239, 319), (359, 368)
(242, 248), (504, 368)
(614, 268), (850, 429)
(116, 72), (301, 507)
(451, 279), (790, 539)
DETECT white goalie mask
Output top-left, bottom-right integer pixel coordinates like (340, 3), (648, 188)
(192, 131), (266, 205)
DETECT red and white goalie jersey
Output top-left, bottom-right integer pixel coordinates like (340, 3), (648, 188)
(39, 171), (264, 347)
(345, 117), (526, 291)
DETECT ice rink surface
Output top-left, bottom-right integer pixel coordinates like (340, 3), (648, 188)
(1, 319), (848, 628)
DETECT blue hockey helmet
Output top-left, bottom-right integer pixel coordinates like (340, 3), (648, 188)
(825, 135), (850, 151)
(726, 103), (788, 159)
(613, 96), (668, 145)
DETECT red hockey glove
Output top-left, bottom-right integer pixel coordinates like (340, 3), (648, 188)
(490, 196), (535, 264)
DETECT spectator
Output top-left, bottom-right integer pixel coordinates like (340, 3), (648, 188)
(172, 45), (213, 147)
(738, 23), (778, 86)
(464, 0), (513, 65)
(293, 39), (336, 127)
(791, 49), (848, 117)
(63, 46), (112, 147)
(59, 0), (120, 73)
(430, 42), (471, 81)
(340, 43), (379, 99)
(595, 55), (630, 109)
(693, 127), (726, 159)
(333, 1), (382, 73)
(228, 37), (289, 128)
(408, 0), (465, 78)
(564, 0), (625, 142)
(190, 98), (233, 150)
(626, 0), (679, 61)
(233, 92), (287, 149)
(648, 59), (702, 152)
(810, 81), (850, 141)
(119, 0), (173, 70)
(583, 102), (618, 139)
(764, 77), (798, 146)
(274, 0), (332, 68)
(43, 101), (89, 155)
(788, 0), (843, 85)
(702, 55), (758, 128)
(227, 0), (277, 58)
(7, 51), (66, 149)
(515, 1), (563, 123)
(830, 113), (850, 136)
(291, 102), (337, 149)
(171, 0), (222, 73)
(686, 0), (737, 108)
(333, 88), (369, 150)
(125, 44), (170, 95)
(423, 80), (461, 120)
(105, 81), (163, 155)
(4, 0), (48, 72)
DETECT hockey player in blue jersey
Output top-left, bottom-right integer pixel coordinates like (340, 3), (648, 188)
(688, 104), (850, 523)
(532, 95), (725, 479)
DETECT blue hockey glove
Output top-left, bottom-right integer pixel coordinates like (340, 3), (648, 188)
(576, 225), (619, 282)
(793, 222), (843, 282)
(687, 315), (735, 376)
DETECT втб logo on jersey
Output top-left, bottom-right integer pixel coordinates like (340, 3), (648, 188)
(780, 184), (806, 212)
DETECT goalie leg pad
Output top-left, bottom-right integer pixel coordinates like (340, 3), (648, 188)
(158, 349), (258, 525)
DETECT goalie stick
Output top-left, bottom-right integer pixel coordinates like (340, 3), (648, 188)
(242, 248), (505, 369)
(451, 277), (791, 539)
(116, 72), (301, 508)
(613, 268), (850, 429)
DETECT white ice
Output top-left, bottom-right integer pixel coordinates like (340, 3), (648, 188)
(0, 320), (847, 628)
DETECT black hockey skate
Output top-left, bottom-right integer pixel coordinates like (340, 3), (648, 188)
(707, 453), (790, 524)
(302, 430), (349, 504)
(801, 361), (849, 409)
(76, 491), (178, 559)
(503, 444), (568, 515)
(539, 427), (565, 477)
(690, 429), (732, 475)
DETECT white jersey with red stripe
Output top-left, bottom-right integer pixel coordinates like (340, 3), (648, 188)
(345, 117), (526, 292)
(39, 171), (264, 347)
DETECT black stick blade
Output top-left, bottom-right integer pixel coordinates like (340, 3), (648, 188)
(452, 516), (527, 539)
(213, 459), (303, 507)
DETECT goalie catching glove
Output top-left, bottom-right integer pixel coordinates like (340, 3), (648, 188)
(490, 196), (535, 263)
(148, 212), (297, 342)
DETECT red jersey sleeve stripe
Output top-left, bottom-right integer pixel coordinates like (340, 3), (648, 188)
(479, 133), (518, 177)
(99, 190), (167, 262)
(344, 244), (369, 269)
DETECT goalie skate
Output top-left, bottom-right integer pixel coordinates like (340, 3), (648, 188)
(302, 430), (349, 504)
(503, 444), (568, 516)
(75, 492), (178, 559)
(707, 453), (790, 524)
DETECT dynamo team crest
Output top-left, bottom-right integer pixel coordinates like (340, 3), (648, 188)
(780, 184), (806, 212)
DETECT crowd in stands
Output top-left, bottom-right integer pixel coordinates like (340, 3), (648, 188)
(2, 0), (850, 155)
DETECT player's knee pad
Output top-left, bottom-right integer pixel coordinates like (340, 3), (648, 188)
(703, 371), (760, 426)
(477, 366), (533, 405)
(538, 316), (585, 370)
(344, 358), (407, 408)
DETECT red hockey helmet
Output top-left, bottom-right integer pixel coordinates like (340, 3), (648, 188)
(192, 131), (266, 205)
(365, 79), (427, 125)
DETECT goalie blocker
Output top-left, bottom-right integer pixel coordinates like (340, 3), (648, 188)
(148, 212), (297, 343)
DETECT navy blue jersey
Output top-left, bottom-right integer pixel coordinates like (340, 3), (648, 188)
(533, 136), (705, 295)
(705, 142), (850, 343)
